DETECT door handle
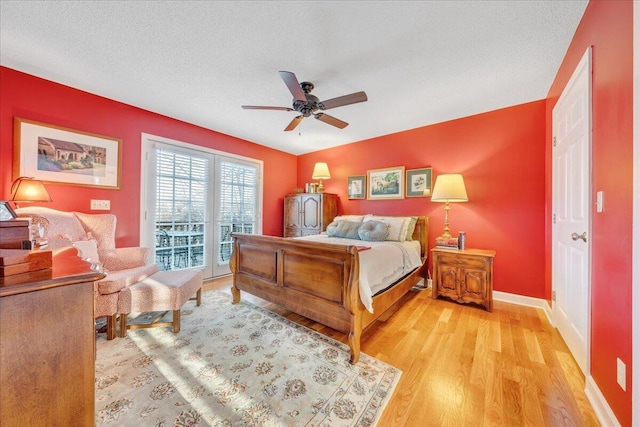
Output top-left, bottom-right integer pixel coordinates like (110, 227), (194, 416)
(571, 232), (587, 243)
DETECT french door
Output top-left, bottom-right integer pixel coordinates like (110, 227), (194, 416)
(140, 134), (262, 279)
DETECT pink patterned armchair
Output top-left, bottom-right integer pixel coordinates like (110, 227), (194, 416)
(16, 206), (159, 339)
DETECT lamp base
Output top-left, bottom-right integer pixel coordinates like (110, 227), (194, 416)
(316, 179), (325, 193)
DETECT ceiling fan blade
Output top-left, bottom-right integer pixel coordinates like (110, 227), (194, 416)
(314, 113), (348, 129)
(319, 91), (368, 110)
(279, 71), (307, 103)
(242, 105), (294, 111)
(284, 115), (304, 131)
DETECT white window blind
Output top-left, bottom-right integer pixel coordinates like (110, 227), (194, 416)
(216, 158), (258, 265)
(155, 148), (208, 271)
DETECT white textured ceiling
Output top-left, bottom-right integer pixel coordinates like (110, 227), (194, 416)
(0, 1), (588, 155)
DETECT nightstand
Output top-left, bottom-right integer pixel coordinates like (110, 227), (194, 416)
(431, 248), (496, 311)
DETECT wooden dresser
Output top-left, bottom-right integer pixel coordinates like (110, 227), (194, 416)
(283, 193), (338, 237)
(0, 247), (105, 426)
(431, 247), (496, 312)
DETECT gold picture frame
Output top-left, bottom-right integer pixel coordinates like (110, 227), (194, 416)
(367, 166), (405, 200)
(13, 117), (122, 189)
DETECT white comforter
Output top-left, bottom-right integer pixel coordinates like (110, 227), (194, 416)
(294, 234), (423, 313)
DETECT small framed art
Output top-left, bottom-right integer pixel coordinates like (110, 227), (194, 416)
(367, 166), (405, 200)
(406, 167), (433, 197)
(347, 175), (366, 199)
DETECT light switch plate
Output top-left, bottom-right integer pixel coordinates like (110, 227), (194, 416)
(596, 191), (604, 213)
(617, 358), (626, 391)
(90, 199), (110, 210)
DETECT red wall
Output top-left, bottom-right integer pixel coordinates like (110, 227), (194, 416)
(299, 100), (547, 298)
(545, 1), (634, 425)
(0, 67), (297, 245)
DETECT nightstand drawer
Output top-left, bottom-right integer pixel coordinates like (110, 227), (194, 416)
(437, 254), (486, 269)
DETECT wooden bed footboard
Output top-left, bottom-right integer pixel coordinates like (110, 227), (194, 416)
(230, 216), (428, 364)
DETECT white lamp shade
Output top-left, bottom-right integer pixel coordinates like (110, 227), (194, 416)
(312, 162), (331, 180)
(431, 174), (468, 202)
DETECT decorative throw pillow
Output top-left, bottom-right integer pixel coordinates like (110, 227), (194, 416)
(405, 216), (418, 241)
(364, 216), (411, 242)
(358, 220), (389, 241)
(72, 238), (100, 262)
(326, 220), (362, 239)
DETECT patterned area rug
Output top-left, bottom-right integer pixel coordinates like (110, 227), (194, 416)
(95, 290), (401, 426)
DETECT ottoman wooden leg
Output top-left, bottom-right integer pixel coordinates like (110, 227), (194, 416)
(173, 309), (180, 333)
(119, 314), (128, 338)
(106, 314), (118, 340)
(196, 288), (202, 306)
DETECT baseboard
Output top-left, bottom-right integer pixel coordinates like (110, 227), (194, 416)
(493, 290), (554, 326)
(585, 375), (622, 427)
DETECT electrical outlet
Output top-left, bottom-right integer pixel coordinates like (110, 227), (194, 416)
(617, 358), (626, 391)
(90, 199), (110, 210)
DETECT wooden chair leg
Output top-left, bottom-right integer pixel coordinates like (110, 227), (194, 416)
(196, 288), (202, 306)
(106, 314), (118, 340)
(173, 309), (180, 333)
(119, 313), (128, 338)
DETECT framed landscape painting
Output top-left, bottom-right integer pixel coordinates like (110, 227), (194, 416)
(406, 167), (433, 197)
(13, 118), (122, 189)
(367, 166), (405, 200)
(347, 175), (366, 199)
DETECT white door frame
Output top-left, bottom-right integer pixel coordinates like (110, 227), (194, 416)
(551, 47), (592, 375)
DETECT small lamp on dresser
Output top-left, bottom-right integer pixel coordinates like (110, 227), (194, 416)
(312, 162), (331, 192)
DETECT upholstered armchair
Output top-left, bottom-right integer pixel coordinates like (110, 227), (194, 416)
(16, 206), (159, 339)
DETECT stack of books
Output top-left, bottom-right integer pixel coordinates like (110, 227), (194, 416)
(435, 236), (459, 250)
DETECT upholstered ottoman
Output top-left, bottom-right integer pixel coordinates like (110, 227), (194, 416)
(118, 269), (203, 338)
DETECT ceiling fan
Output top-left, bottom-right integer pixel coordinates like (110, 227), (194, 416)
(242, 71), (368, 132)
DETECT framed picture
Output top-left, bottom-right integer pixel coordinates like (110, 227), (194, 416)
(13, 117), (122, 189)
(0, 201), (17, 221)
(367, 166), (405, 200)
(347, 175), (366, 199)
(406, 167), (433, 197)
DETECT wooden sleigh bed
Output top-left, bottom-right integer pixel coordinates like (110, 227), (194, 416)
(229, 216), (429, 364)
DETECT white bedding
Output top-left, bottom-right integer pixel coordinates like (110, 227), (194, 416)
(294, 234), (423, 313)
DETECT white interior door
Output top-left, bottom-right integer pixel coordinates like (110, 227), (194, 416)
(552, 47), (592, 375)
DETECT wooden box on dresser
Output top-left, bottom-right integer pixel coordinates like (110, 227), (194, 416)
(284, 193), (337, 237)
(431, 247), (496, 312)
(0, 247), (105, 427)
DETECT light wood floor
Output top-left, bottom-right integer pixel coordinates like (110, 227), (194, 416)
(203, 276), (600, 426)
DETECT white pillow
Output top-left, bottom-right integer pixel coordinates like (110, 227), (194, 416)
(72, 239), (100, 262)
(333, 215), (365, 223)
(364, 216), (411, 242)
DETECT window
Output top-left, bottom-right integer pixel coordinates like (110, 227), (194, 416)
(141, 134), (262, 279)
(154, 149), (207, 271)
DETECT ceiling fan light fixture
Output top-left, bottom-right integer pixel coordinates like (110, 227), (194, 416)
(243, 71), (367, 132)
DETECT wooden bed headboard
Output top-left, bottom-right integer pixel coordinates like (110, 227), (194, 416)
(413, 216), (429, 259)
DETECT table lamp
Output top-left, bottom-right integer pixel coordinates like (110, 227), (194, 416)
(10, 177), (52, 207)
(430, 173), (468, 240)
(312, 162), (331, 192)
